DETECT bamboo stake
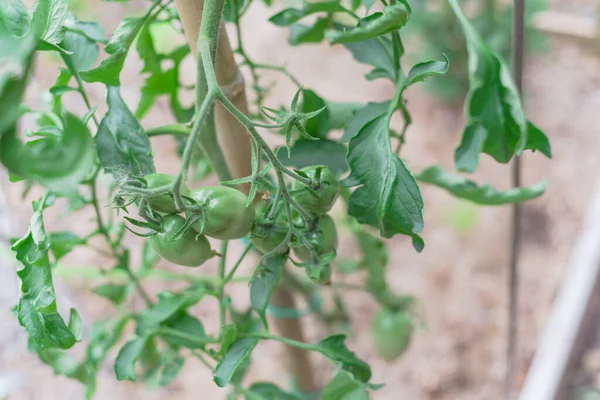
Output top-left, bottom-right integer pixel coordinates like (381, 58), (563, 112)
(173, 0), (318, 393)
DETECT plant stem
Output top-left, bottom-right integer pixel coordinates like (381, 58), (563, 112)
(218, 240), (228, 329)
(507, 0), (524, 398)
(224, 243), (253, 283)
(146, 123), (190, 137)
(159, 327), (221, 345)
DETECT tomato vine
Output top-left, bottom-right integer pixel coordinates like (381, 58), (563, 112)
(0, 0), (551, 398)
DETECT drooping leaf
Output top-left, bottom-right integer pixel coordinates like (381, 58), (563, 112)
(38, 349), (91, 384)
(325, 3), (409, 45)
(314, 335), (371, 383)
(80, 16), (144, 85)
(278, 139), (349, 177)
(92, 282), (129, 304)
(288, 18), (329, 45)
(215, 324), (237, 357)
(114, 336), (149, 382)
(95, 86), (155, 178)
(2, 0), (30, 36)
(403, 56), (450, 90)
(0, 113), (96, 191)
(158, 349), (185, 387)
(343, 36), (395, 81)
(269, 2), (349, 26)
(13, 198), (79, 351)
(342, 116), (424, 243)
(245, 382), (300, 400)
(250, 254), (286, 326)
(31, 0), (68, 45)
(213, 337), (259, 387)
(448, 0), (543, 172)
(416, 165), (547, 205)
(525, 120), (552, 158)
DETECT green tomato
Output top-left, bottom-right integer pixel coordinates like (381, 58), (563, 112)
(189, 186), (255, 240)
(292, 166), (340, 216)
(144, 173), (190, 214)
(293, 214), (338, 262)
(371, 309), (414, 361)
(251, 208), (289, 255)
(149, 215), (214, 267)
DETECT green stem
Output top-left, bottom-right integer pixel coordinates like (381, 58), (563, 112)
(159, 327), (221, 345)
(224, 243), (253, 283)
(218, 240), (228, 329)
(240, 332), (318, 352)
(146, 123), (191, 137)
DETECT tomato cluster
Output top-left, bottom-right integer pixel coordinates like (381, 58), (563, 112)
(143, 174), (255, 267)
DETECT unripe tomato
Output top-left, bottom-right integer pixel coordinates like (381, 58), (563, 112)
(149, 215), (214, 267)
(144, 173), (190, 214)
(251, 208), (289, 255)
(371, 309), (414, 361)
(292, 166), (340, 216)
(293, 214), (338, 262)
(190, 186), (254, 240)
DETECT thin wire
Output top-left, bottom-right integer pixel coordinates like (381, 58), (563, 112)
(507, 0), (525, 398)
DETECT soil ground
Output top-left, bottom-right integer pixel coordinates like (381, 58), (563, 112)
(1, 0), (599, 399)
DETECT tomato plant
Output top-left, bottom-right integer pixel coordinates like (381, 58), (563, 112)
(0, 0), (551, 398)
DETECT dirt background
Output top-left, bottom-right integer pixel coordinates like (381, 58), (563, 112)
(1, 0), (600, 399)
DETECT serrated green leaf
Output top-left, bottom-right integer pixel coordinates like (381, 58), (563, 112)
(314, 335), (371, 383)
(92, 282), (129, 304)
(448, 0), (537, 172)
(95, 86), (155, 178)
(250, 254), (286, 327)
(341, 102), (389, 142)
(49, 231), (85, 261)
(245, 382), (300, 400)
(31, 0), (68, 45)
(325, 3), (409, 45)
(342, 116), (424, 241)
(416, 165), (546, 205)
(278, 139), (348, 177)
(213, 337), (258, 387)
(114, 336), (149, 382)
(2, 0), (30, 36)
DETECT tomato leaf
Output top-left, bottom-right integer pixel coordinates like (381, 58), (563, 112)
(278, 139), (349, 177)
(327, 101), (362, 130)
(13, 197), (80, 351)
(403, 55), (450, 90)
(114, 336), (149, 382)
(31, 0), (68, 45)
(525, 120), (552, 158)
(341, 102), (389, 142)
(61, 30), (99, 71)
(343, 116), (424, 243)
(1, 113), (96, 191)
(250, 254), (287, 327)
(314, 335), (371, 383)
(68, 308), (84, 342)
(215, 323), (238, 357)
(38, 349), (91, 384)
(269, 1), (350, 26)
(343, 36), (395, 81)
(136, 289), (205, 335)
(448, 0), (548, 172)
(92, 282), (129, 304)
(96, 86), (155, 178)
(322, 370), (379, 400)
(158, 349), (185, 387)
(302, 89), (330, 139)
(416, 165), (547, 205)
(49, 231), (85, 261)
(213, 337), (259, 387)
(2, 0), (30, 36)
(325, 3), (409, 45)
(245, 383), (300, 400)
(80, 16), (144, 85)
(161, 312), (207, 349)
(288, 18), (329, 45)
